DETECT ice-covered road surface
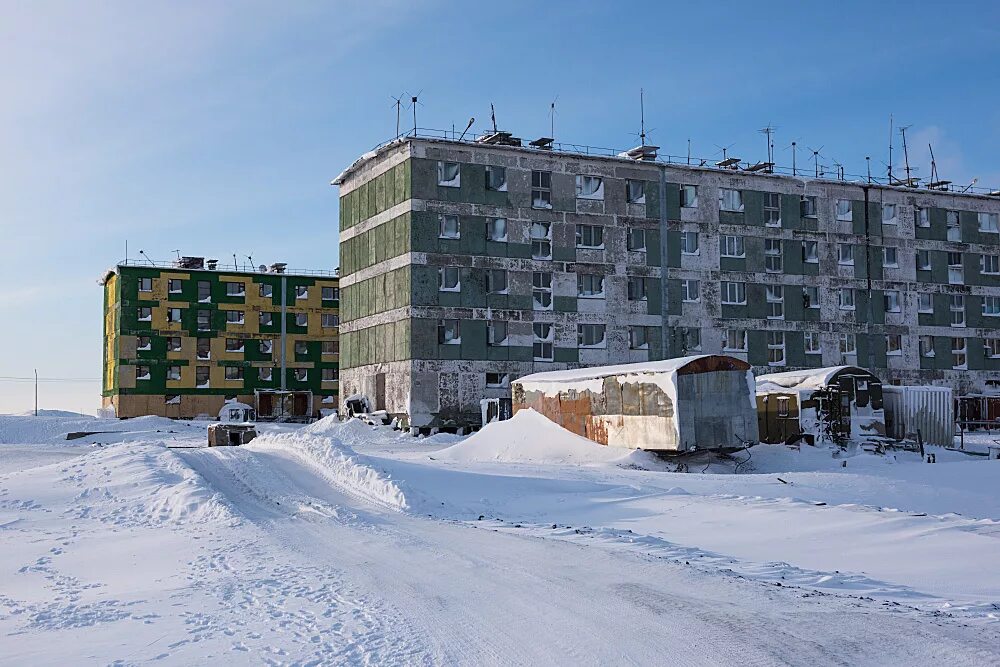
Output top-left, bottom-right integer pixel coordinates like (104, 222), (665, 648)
(2, 412), (999, 665)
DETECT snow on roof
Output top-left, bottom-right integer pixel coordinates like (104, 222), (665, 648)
(755, 366), (870, 393)
(513, 355), (723, 387)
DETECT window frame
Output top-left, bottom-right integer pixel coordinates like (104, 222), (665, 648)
(437, 161), (461, 187)
(439, 214), (460, 240)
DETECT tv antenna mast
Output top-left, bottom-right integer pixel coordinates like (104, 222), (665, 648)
(758, 123), (777, 169)
(390, 94), (406, 139)
(639, 88), (647, 145)
(490, 103), (498, 133)
(900, 125), (913, 183)
(887, 114), (894, 183)
(549, 97), (558, 142)
(807, 146), (825, 178)
(173, 249), (181, 261)
(783, 139), (801, 176)
(409, 90), (423, 136)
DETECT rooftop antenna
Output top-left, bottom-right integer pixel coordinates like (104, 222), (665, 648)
(390, 93), (405, 139)
(887, 114), (894, 183)
(173, 249), (181, 260)
(899, 125), (913, 183)
(138, 250), (155, 266)
(233, 253), (239, 270)
(639, 88), (646, 145)
(458, 117), (474, 141)
(687, 138), (691, 165)
(549, 97), (558, 142)
(714, 143), (736, 160)
(409, 90), (423, 136)
(831, 158), (845, 180)
(807, 145), (824, 178)
(246, 255), (254, 272)
(783, 139), (801, 176)
(490, 103), (497, 133)
(866, 156), (872, 183)
(758, 123), (777, 170)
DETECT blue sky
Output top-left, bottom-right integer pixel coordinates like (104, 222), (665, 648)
(2, 1), (999, 413)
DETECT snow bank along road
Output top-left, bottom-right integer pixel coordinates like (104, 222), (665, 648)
(0, 415), (998, 665)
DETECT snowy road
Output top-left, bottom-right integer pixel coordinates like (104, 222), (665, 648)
(172, 443), (999, 666)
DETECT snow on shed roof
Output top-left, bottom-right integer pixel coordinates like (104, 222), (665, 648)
(755, 366), (874, 393)
(514, 355), (747, 387)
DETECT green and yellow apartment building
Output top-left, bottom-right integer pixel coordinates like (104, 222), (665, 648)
(101, 258), (339, 420)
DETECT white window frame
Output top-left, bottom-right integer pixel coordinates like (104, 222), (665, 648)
(952, 337), (968, 369)
(438, 161), (460, 187)
(225, 310), (243, 324)
(916, 249), (932, 271)
(721, 281), (746, 305)
(723, 329), (747, 352)
(321, 313), (339, 328)
(884, 290), (901, 313)
(838, 243), (855, 265)
(485, 165), (507, 192)
(167, 307), (183, 323)
(719, 188), (744, 213)
(883, 246), (898, 267)
(839, 333), (857, 359)
(486, 372), (509, 388)
(764, 239), (783, 273)
(917, 293), (933, 313)
(767, 331), (785, 366)
(575, 175), (604, 200)
(626, 179), (646, 204)
(950, 295), (966, 327)
(577, 324), (607, 348)
(947, 210), (961, 241)
(138, 277), (153, 292)
(439, 214), (460, 239)
(681, 279), (700, 303)
(531, 170), (552, 209)
(920, 336), (936, 358)
(530, 222), (552, 259)
(803, 240), (819, 264)
(916, 207), (930, 228)
(627, 276), (648, 301)
(804, 285), (820, 309)
(805, 331), (822, 355)
(983, 296), (1000, 317)
(982, 254), (1000, 275)
(836, 199), (853, 221)
(766, 285), (783, 319)
(533, 323), (554, 361)
(680, 231), (699, 255)
(839, 288), (855, 311)
(532, 271), (553, 311)
(721, 235), (745, 258)
(882, 203), (898, 225)
(576, 224), (605, 249)
(680, 184), (698, 208)
(577, 274), (605, 299)
(438, 319), (461, 345)
(764, 192), (781, 227)
(627, 227), (647, 252)
(629, 326), (650, 350)
(800, 195), (818, 218)
(979, 212), (999, 233)
(986, 338), (1000, 359)
(438, 267), (461, 292)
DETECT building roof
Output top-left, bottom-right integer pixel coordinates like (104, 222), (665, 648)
(98, 261), (338, 286)
(756, 366), (877, 393)
(514, 355), (750, 387)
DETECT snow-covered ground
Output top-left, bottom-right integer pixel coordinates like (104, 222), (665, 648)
(1, 409), (999, 665)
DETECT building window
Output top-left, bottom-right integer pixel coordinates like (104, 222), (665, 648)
(804, 286), (820, 309)
(166, 336), (182, 352)
(682, 279), (700, 303)
(135, 365), (151, 380)
(719, 188), (744, 212)
(835, 199), (853, 221)
(981, 254), (1000, 274)
(439, 214), (460, 239)
(196, 366), (210, 387)
(916, 207), (930, 228)
(322, 341), (339, 355)
(138, 277), (152, 292)
(947, 211), (961, 241)
(680, 184), (698, 208)
(626, 179), (646, 204)
(838, 243), (854, 265)
(576, 175), (604, 200)
(167, 279), (182, 293)
(764, 192), (781, 227)
(883, 290), (901, 313)
(198, 281), (211, 302)
(720, 235), (745, 258)
(438, 319), (461, 345)
(764, 239), (782, 273)
(485, 165), (507, 191)
(531, 170), (552, 208)
(225, 310), (244, 324)
(883, 246), (898, 267)
(321, 314), (339, 327)
(225, 282), (245, 297)
(629, 326), (651, 350)
(775, 397), (790, 417)
(948, 252), (964, 285)
(225, 338), (244, 352)
(137, 335), (151, 351)
(839, 333), (857, 361)
(916, 249), (931, 271)
(576, 224), (604, 249)
(322, 368), (338, 382)
(438, 267), (461, 292)
(487, 321), (508, 346)
(487, 218), (507, 242)
(196, 338), (210, 359)
(627, 227), (646, 252)
(322, 286), (339, 300)
(952, 338), (967, 369)
(290, 313), (305, 328)
(137, 307), (152, 322)
(886, 334), (902, 356)
(721, 281), (746, 305)
(680, 327), (701, 353)
(979, 212), (999, 233)
(920, 336), (936, 358)
(627, 276), (648, 301)
(167, 307), (182, 323)
(438, 161), (460, 187)
(294, 340), (308, 356)
(767, 332), (785, 366)
(986, 338), (1000, 359)
(295, 285), (309, 299)
(950, 295), (966, 327)
(805, 332), (822, 355)
(578, 324), (606, 348)
(800, 195), (818, 218)
(260, 283), (273, 298)
(533, 323), (554, 361)
(225, 366), (244, 381)
(680, 231), (699, 255)
(260, 339), (273, 355)
(800, 240), (818, 264)
(917, 293), (933, 313)
(260, 312), (273, 326)
(293, 368), (308, 382)
(577, 274), (605, 298)
(197, 310), (211, 330)
(532, 272), (553, 310)
(166, 365), (181, 381)
(486, 372), (509, 388)
(983, 296), (1000, 317)
(882, 204), (898, 225)
(530, 222), (551, 259)
(257, 367), (272, 382)
(486, 270), (508, 294)
(766, 285), (783, 319)
(839, 288), (855, 310)
(723, 329), (747, 352)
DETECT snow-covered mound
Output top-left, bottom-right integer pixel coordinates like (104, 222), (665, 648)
(434, 409), (649, 465)
(0, 413), (200, 445)
(251, 430), (408, 511)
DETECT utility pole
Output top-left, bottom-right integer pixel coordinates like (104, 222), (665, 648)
(34, 369), (38, 417)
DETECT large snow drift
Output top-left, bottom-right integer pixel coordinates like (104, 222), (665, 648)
(434, 409), (647, 465)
